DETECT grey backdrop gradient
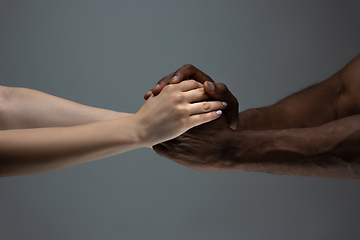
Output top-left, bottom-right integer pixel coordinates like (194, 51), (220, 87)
(1, 1), (360, 239)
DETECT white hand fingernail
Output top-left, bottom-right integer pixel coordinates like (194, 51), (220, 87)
(216, 110), (222, 115)
(222, 101), (227, 107)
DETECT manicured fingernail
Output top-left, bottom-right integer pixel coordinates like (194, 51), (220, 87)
(171, 76), (178, 82)
(206, 81), (215, 92)
(222, 101), (227, 107)
(216, 110), (222, 116)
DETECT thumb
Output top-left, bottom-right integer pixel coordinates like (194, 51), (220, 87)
(204, 81), (239, 130)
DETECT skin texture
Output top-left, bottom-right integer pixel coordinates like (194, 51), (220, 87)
(151, 54), (360, 179)
(0, 80), (225, 177)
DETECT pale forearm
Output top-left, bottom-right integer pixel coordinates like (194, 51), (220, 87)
(0, 81), (225, 177)
(0, 116), (142, 177)
(0, 86), (131, 130)
(236, 114), (360, 178)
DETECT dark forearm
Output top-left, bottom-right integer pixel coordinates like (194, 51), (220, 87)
(238, 74), (349, 130)
(238, 54), (360, 131)
(234, 114), (360, 179)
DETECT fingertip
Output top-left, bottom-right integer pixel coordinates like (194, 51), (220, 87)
(204, 81), (215, 92)
(144, 91), (152, 100)
(152, 84), (162, 95)
(214, 82), (227, 93)
(209, 109), (223, 122)
(170, 75), (180, 84)
(225, 111), (240, 131)
(230, 123), (238, 131)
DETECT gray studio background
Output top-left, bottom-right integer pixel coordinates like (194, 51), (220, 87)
(1, 0), (360, 239)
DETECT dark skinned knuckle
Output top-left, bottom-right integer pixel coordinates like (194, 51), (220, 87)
(158, 73), (172, 84)
(234, 100), (239, 108)
(230, 95), (239, 108)
(157, 76), (166, 85)
(183, 64), (193, 69)
(217, 83), (228, 93)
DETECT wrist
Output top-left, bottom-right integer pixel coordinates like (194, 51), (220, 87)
(99, 110), (133, 121)
(125, 114), (153, 148)
(238, 109), (264, 131)
(207, 129), (255, 171)
(229, 129), (275, 171)
(111, 115), (148, 149)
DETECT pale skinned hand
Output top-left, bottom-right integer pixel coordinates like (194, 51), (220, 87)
(144, 64), (239, 130)
(133, 80), (227, 147)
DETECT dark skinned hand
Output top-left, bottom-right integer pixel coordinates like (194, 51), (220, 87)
(152, 115), (243, 171)
(148, 64), (241, 170)
(144, 64), (239, 130)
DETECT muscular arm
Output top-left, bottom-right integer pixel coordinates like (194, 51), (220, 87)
(238, 73), (349, 130)
(239, 53), (360, 130)
(154, 113), (360, 179)
(0, 86), (131, 130)
(235, 114), (360, 178)
(152, 54), (360, 179)
(238, 53), (360, 134)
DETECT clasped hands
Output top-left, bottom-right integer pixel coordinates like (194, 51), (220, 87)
(144, 64), (242, 171)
